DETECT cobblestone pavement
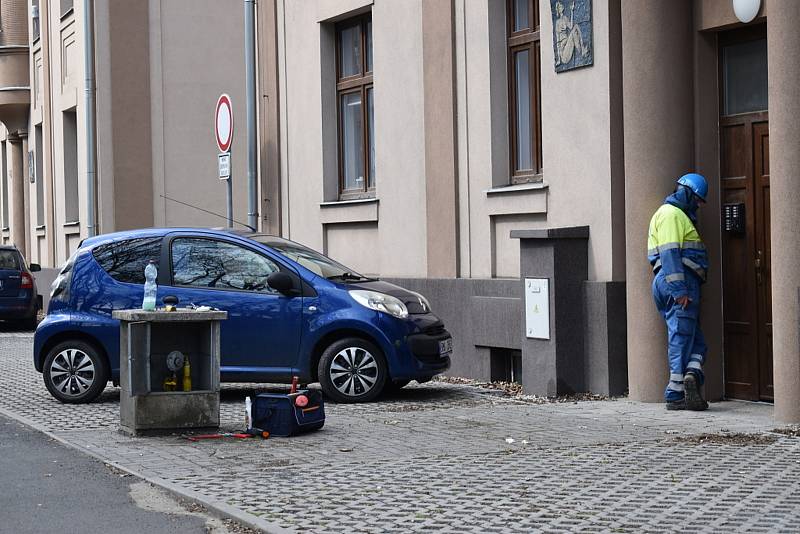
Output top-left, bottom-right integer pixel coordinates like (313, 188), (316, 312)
(2, 332), (799, 533)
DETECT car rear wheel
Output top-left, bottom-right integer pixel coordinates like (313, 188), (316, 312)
(43, 340), (109, 404)
(318, 337), (386, 403)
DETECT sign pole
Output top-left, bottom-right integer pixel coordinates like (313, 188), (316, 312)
(215, 94), (234, 228)
(226, 173), (233, 227)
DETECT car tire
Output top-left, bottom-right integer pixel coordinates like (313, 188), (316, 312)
(382, 379), (411, 395)
(43, 340), (109, 404)
(318, 337), (387, 403)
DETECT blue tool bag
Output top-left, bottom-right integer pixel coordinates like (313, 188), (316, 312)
(251, 390), (325, 437)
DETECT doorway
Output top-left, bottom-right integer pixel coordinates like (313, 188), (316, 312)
(719, 25), (772, 401)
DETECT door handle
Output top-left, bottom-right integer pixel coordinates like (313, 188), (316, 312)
(755, 250), (763, 285)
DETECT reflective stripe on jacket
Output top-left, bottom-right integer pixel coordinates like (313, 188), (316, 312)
(647, 203), (708, 299)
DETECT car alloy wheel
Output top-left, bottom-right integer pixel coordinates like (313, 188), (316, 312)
(318, 337), (386, 403)
(330, 347), (379, 397)
(43, 340), (109, 404)
(49, 348), (96, 397)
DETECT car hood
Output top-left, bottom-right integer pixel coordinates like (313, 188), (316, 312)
(345, 280), (431, 315)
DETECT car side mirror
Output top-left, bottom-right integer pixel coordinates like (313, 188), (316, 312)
(267, 272), (296, 294)
(29, 263), (41, 272)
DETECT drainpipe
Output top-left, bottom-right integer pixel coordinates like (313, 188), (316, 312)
(245, 0), (258, 231)
(83, 0), (97, 237)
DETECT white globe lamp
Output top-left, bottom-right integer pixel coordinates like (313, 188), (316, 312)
(733, 0), (761, 23)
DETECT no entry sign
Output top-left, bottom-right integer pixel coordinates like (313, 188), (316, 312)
(215, 94), (233, 153)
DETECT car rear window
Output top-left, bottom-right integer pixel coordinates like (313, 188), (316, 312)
(0, 250), (20, 270)
(92, 237), (162, 284)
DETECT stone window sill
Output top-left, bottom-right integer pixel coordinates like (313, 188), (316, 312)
(64, 221), (81, 235)
(484, 181), (548, 216)
(484, 181), (548, 196)
(320, 198), (379, 225)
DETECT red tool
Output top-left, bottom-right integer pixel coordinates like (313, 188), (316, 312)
(187, 432), (255, 442)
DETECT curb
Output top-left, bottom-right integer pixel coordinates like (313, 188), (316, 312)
(0, 406), (294, 534)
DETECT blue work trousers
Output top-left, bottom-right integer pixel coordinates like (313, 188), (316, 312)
(652, 271), (707, 402)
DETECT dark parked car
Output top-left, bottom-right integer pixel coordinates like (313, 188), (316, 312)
(34, 228), (453, 404)
(0, 245), (40, 330)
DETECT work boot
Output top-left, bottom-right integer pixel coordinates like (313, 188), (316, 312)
(683, 373), (708, 411)
(666, 399), (687, 411)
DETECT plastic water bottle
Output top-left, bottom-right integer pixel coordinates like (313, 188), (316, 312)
(143, 260), (157, 311)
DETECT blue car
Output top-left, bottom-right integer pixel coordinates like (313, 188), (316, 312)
(0, 245), (40, 329)
(34, 228), (452, 404)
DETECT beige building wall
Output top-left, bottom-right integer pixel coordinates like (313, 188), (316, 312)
(149, 0), (249, 231)
(24, 0), (253, 269)
(37, 1), (85, 267)
(26, 0), (99, 268)
(277, 0), (429, 277)
(454, 0), (622, 281)
(276, 0), (622, 281)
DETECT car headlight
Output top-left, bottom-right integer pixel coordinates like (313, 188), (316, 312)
(349, 290), (409, 319)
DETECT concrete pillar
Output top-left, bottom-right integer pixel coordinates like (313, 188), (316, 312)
(8, 136), (25, 257)
(768, 0), (800, 423)
(422, 0), (459, 277)
(621, 0), (694, 401)
(513, 227), (589, 396)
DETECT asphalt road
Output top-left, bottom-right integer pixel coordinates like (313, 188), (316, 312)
(0, 413), (209, 534)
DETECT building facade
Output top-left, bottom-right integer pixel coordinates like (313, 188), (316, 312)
(3, 0), (799, 422)
(7, 0), (256, 269)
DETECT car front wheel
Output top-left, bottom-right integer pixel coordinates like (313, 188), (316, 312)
(43, 340), (109, 404)
(318, 337), (387, 403)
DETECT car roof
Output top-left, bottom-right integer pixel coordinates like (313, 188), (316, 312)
(0, 245), (19, 251)
(79, 227), (277, 249)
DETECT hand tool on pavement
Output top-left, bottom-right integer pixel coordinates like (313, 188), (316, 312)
(186, 432), (255, 441)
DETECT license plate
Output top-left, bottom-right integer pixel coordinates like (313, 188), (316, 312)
(438, 338), (453, 355)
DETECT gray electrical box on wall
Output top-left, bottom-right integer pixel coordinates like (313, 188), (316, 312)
(525, 278), (550, 339)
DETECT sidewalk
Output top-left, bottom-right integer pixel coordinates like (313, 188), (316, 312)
(1, 332), (798, 533)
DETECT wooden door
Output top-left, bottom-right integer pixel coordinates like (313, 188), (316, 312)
(719, 25), (771, 401)
(753, 122), (772, 400)
(720, 114), (771, 401)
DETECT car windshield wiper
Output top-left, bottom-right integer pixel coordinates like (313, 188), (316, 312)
(326, 272), (376, 282)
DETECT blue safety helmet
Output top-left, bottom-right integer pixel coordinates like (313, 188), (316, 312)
(676, 173), (708, 202)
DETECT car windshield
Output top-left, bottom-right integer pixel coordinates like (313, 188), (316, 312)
(252, 235), (371, 280)
(0, 250), (20, 270)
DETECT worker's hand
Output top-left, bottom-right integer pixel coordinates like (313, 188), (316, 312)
(675, 295), (692, 309)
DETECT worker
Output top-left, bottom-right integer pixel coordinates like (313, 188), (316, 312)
(647, 173), (709, 411)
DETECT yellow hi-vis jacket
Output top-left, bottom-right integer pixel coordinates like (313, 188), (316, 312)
(647, 203), (708, 299)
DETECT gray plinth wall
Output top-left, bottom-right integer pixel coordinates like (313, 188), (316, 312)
(387, 226), (627, 396)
